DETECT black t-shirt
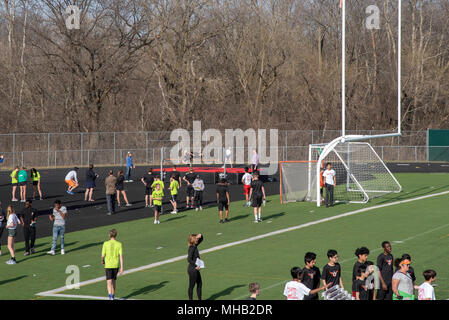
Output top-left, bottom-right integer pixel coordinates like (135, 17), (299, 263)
(301, 266), (321, 298)
(21, 207), (37, 226)
(216, 184), (229, 202)
(184, 172), (196, 185)
(352, 261), (366, 282)
(352, 279), (369, 300)
(250, 180), (264, 198)
(172, 171), (180, 182)
(377, 253), (394, 285)
(116, 175), (125, 188)
(321, 263), (341, 287)
(142, 173), (154, 187)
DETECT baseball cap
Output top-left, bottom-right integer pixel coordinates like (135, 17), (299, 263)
(399, 259), (411, 266)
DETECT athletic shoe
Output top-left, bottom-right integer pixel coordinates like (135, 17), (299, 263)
(24, 252), (30, 256)
(225, 219), (230, 223)
(12, 199), (18, 202)
(125, 203), (132, 207)
(128, 180), (134, 182)
(258, 218), (263, 222)
(150, 204), (154, 208)
(254, 220), (259, 223)
(199, 206), (203, 211)
(107, 212), (112, 216)
(156, 220), (160, 224)
(40, 197), (44, 200)
(195, 208), (199, 212)
(32, 197), (36, 201)
(219, 220), (224, 224)
(20, 200), (25, 203)
(117, 203), (121, 207)
(145, 204), (149, 208)
(170, 210), (177, 214)
(68, 191), (74, 195)
(31, 248), (35, 254)
(154, 220), (157, 224)
(6, 259), (17, 265)
(47, 250), (55, 255)
(61, 250), (65, 255)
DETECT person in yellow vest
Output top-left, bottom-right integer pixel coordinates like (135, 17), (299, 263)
(30, 168), (43, 200)
(10, 167), (19, 202)
(101, 229), (123, 300)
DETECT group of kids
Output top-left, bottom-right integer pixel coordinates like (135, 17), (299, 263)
(9, 166), (44, 202)
(247, 241), (437, 300)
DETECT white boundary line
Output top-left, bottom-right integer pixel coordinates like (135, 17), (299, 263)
(36, 190), (449, 299)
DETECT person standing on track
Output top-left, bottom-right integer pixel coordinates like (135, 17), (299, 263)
(187, 233), (203, 300)
(141, 168), (155, 208)
(249, 172), (266, 223)
(183, 168), (196, 209)
(124, 152), (135, 182)
(242, 167), (252, 207)
(10, 166), (19, 202)
(169, 175), (179, 214)
(31, 168), (43, 200)
(47, 200), (67, 255)
(18, 167), (28, 202)
(377, 241), (394, 300)
(193, 175), (205, 211)
(323, 162), (336, 207)
(152, 182), (164, 224)
(65, 167), (79, 195)
(5, 206), (20, 264)
(101, 229), (124, 300)
(84, 164), (98, 202)
(20, 200), (37, 256)
(105, 170), (117, 216)
(116, 170), (131, 207)
(216, 178), (230, 223)
(250, 149), (259, 173)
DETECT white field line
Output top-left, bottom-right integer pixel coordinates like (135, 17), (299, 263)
(37, 190), (449, 299)
(41, 294), (138, 300)
(233, 222), (449, 300)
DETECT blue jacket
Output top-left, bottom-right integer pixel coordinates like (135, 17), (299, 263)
(126, 156), (133, 167)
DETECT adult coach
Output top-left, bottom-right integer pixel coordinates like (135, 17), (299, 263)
(125, 152), (135, 182)
(183, 168), (196, 209)
(65, 167), (79, 195)
(141, 168), (154, 208)
(101, 229), (124, 300)
(105, 170), (117, 215)
(323, 162), (336, 207)
(249, 172), (266, 223)
(216, 178), (230, 223)
(20, 200), (37, 256)
(187, 233), (203, 300)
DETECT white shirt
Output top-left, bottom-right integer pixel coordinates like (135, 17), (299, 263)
(65, 170), (78, 182)
(242, 173), (252, 186)
(225, 149), (231, 158)
(53, 206), (68, 226)
(323, 169), (336, 185)
(418, 282), (435, 300)
(283, 281), (310, 300)
(7, 214), (20, 230)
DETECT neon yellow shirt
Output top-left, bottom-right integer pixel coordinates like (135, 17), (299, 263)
(101, 239), (122, 269)
(32, 171), (40, 182)
(152, 189), (164, 206)
(10, 170), (18, 184)
(170, 180), (179, 195)
(151, 180), (164, 190)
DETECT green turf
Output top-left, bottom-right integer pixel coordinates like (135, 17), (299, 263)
(1, 173), (449, 300)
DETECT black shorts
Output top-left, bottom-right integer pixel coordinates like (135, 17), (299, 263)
(218, 200), (228, 211)
(105, 268), (119, 280)
(32, 181), (39, 186)
(186, 185), (194, 197)
(252, 196), (263, 208)
(11, 183), (18, 187)
(19, 182), (26, 187)
(154, 205), (162, 212)
(145, 187), (152, 195)
(171, 194), (178, 202)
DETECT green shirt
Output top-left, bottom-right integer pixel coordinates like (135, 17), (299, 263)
(18, 170), (28, 183)
(101, 239), (122, 269)
(10, 170), (18, 184)
(152, 189), (164, 206)
(170, 180), (179, 195)
(151, 180), (164, 190)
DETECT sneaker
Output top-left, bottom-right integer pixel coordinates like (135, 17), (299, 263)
(125, 203), (132, 207)
(118, 203), (121, 207)
(170, 210), (177, 214)
(20, 199), (25, 203)
(254, 220), (259, 223)
(199, 206), (203, 211)
(150, 204), (154, 208)
(47, 250), (55, 255)
(40, 197), (44, 200)
(156, 220), (160, 224)
(61, 250), (65, 255)
(32, 197), (36, 201)
(128, 180), (134, 182)
(68, 191), (74, 195)
(195, 208), (199, 212)
(12, 199), (18, 202)
(107, 212), (112, 216)
(154, 220), (157, 224)
(145, 204), (149, 208)
(24, 252), (30, 256)
(31, 248), (35, 254)
(6, 259), (17, 265)
(225, 218), (230, 223)
(219, 220), (224, 224)
(258, 218), (262, 222)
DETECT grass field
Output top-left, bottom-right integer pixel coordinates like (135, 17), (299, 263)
(1, 173), (449, 300)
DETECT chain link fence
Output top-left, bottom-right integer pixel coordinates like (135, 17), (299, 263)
(0, 130), (444, 168)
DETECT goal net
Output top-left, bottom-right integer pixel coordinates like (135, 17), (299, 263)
(280, 141), (401, 206)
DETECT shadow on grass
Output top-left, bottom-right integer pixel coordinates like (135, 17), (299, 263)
(122, 281), (169, 299)
(207, 284), (246, 300)
(229, 214), (250, 222)
(0, 275), (27, 286)
(264, 212), (285, 220)
(375, 185), (449, 205)
(164, 215), (187, 222)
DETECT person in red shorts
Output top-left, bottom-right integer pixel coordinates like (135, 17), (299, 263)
(241, 167), (252, 207)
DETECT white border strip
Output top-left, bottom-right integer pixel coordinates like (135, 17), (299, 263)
(37, 190), (449, 299)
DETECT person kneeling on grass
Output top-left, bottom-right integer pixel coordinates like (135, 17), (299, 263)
(102, 229), (123, 300)
(152, 183), (164, 224)
(283, 267), (330, 300)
